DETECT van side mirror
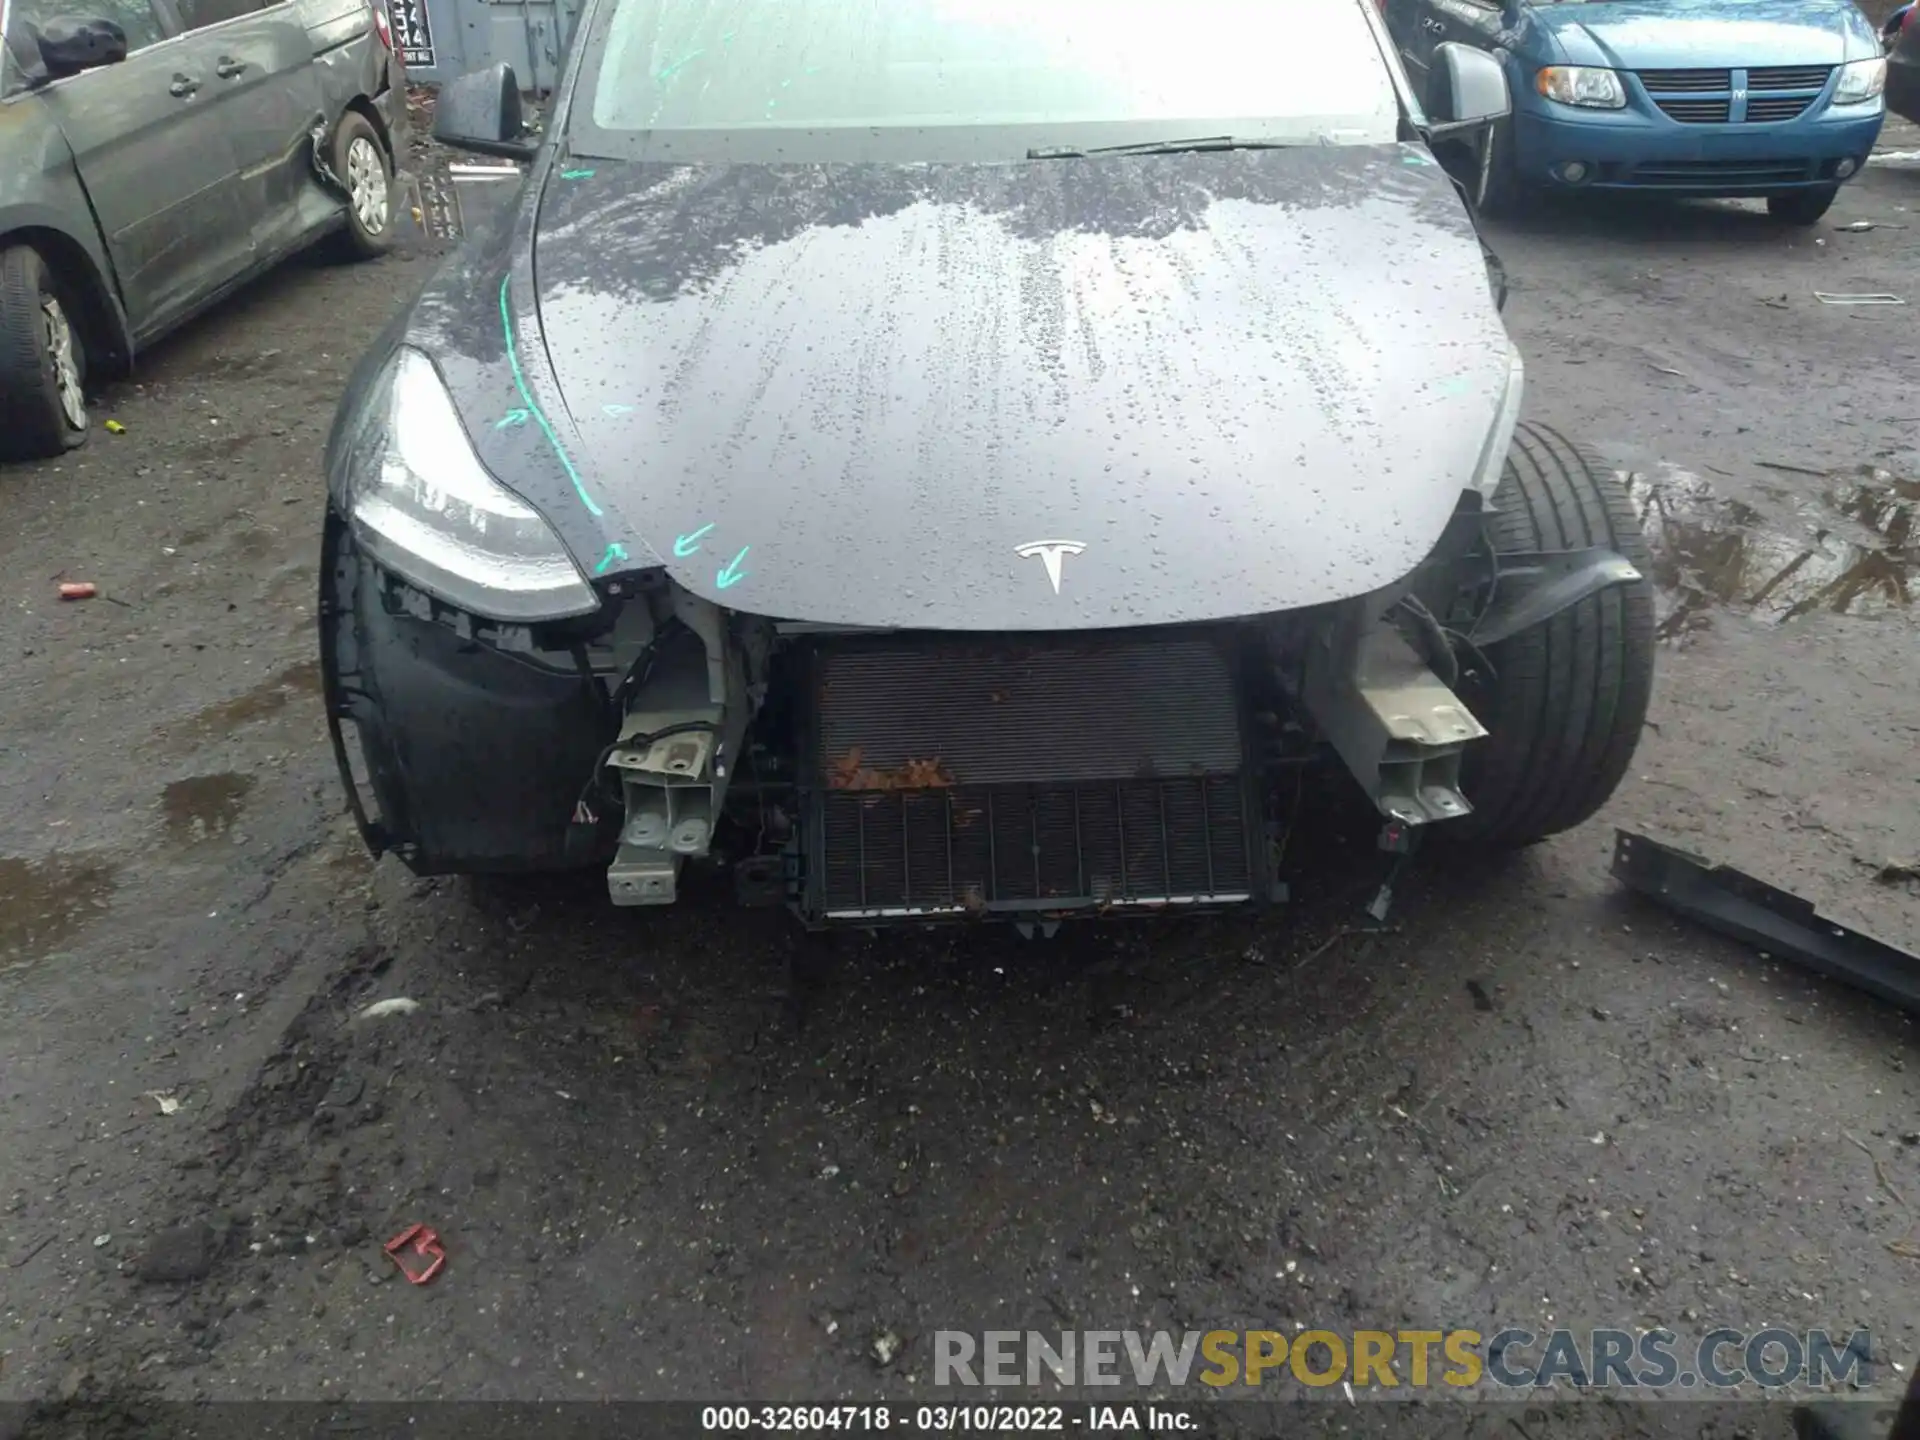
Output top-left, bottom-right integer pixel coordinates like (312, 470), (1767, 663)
(1426, 42), (1512, 132)
(433, 62), (537, 160)
(34, 16), (128, 78)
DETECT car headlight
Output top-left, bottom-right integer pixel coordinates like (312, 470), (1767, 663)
(1537, 66), (1626, 108)
(1832, 56), (1886, 104)
(342, 348), (599, 621)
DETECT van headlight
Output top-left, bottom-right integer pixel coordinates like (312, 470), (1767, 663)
(1537, 66), (1626, 109)
(340, 348), (599, 621)
(1833, 56), (1886, 104)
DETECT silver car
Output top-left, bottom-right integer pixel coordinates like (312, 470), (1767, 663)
(0, 0), (407, 460)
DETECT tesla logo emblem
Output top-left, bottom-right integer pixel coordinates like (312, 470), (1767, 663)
(1014, 540), (1086, 594)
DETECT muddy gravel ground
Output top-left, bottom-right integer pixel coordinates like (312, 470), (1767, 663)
(3, 127), (1920, 1438)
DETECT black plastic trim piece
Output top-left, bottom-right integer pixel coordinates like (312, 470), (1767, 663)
(1612, 829), (1920, 1016)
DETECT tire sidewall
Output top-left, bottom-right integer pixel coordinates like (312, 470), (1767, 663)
(11, 248), (90, 453)
(1768, 186), (1838, 226)
(1454, 425), (1657, 846)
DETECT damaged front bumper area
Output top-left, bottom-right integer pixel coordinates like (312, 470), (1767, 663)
(320, 492), (1644, 926)
(320, 512), (611, 874)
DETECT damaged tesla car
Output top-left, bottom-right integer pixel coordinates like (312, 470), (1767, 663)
(320, 0), (1656, 927)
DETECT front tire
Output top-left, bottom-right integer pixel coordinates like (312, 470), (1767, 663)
(1766, 186), (1839, 226)
(325, 112), (395, 262)
(0, 245), (89, 462)
(1456, 423), (1656, 846)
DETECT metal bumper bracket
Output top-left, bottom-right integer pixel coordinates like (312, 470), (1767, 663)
(1301, 615), (1488, 826)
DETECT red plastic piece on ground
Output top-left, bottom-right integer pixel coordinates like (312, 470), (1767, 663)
(383, 1224), (446, 1285)
(58, 582), (97, 600)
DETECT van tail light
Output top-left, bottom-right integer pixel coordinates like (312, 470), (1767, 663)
(371, 0), (393, 50)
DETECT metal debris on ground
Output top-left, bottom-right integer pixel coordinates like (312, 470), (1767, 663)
(103, 420), (125, 434)
(357, 997), (421, 1020)
(8, 1234), (56, 1269)
(383, 1224), (446, 1285)
(1611, 830), (1920, 1017)
(142, 1091), (181, 1116)
(1813, 292), (1906, 306)
(1844, 1131), (1909, 1213)
(1295, 925), (1400, 970)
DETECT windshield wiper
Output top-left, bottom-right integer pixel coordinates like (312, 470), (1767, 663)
(1025, 135), (1291, 160)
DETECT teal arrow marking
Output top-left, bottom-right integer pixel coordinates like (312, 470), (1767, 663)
(560, 168), (596, 180)
(673, 523), (715, 558)
(594, 542), (630, 576)
(499, 278), (603, 518)
(495, 408), (531, 429)
(656, 49), (704, 81)
(716, 545), (750, 590)
(601, 403), (635, 417)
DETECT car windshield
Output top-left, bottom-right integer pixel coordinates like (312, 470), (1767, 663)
(573, 0), (1403, 162)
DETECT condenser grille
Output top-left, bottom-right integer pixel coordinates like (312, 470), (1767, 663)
(806, 632), (1255, 920)
(819, 777), (1251, 917)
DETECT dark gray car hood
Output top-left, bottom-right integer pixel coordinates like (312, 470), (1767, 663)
(507, 143), (1511, 630)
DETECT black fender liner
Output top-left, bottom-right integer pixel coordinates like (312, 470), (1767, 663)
(1470, 544), (1645, 648)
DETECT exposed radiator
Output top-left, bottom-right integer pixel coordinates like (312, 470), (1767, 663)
(804, 633), (1256, 919)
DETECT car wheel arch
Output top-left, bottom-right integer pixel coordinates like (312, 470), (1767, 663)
(0, 223), (132, 377)
(342, 95), (397, 169)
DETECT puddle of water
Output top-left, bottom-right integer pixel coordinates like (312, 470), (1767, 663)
(1628, 463), (1915, 637)
(0, 856), (118, 966)
(170, 659), (322, 744)
(161, 772), (255, 842)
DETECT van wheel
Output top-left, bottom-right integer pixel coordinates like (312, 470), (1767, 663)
(1455, 423), (1656, 846)
(325, 112), (395, 261)
(0, 245), (90, 463)
(1766, 186), (1839, 226)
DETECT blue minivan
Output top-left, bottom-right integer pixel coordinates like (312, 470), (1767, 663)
(1383, 0), (1887, 222)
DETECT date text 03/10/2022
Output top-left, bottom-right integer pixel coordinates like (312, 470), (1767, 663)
(700, 1405), (1196, 1432)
